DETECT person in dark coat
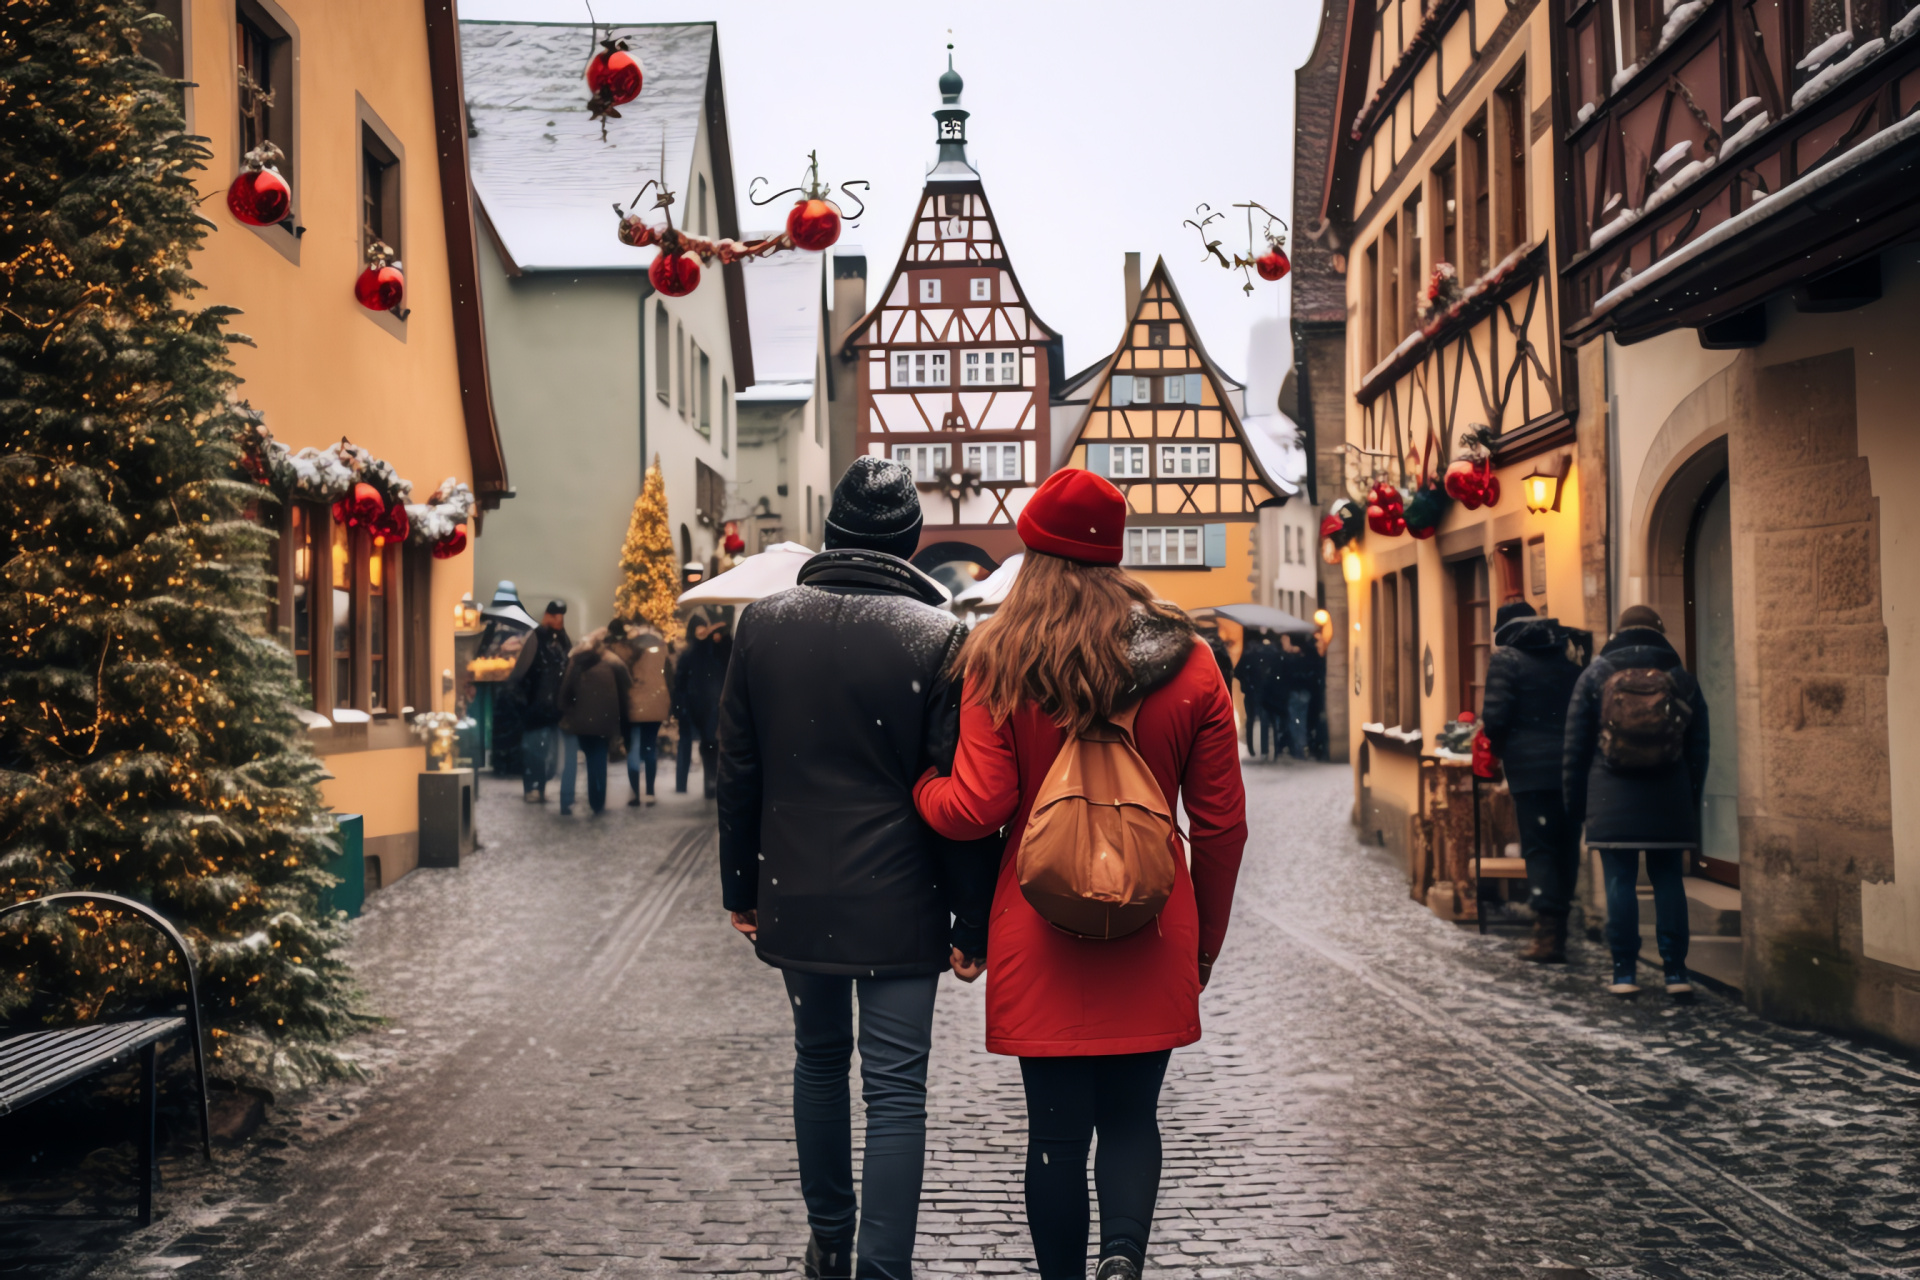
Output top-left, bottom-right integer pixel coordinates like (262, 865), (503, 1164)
(1276, 636), (1315, 761)
(1563, 604), (1710, 998)
(556, 629), (632, 816)
(506, 602), (571, 803)
(673, 614), (730, 799)
(1480, 601), (1583, 962)
(1205, 631), (1233, 693)
(717, 457), (996, 1280)
(1233, 634), (1282, 760)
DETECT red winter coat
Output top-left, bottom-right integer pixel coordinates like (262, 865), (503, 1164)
(914, 618), (1247, 1057)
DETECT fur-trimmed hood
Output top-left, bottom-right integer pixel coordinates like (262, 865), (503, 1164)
(1124, 607), (1198, 699)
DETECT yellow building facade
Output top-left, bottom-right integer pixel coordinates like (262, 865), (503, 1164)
(1317, 0), (1605, 868)
(166, 0), (507, 888)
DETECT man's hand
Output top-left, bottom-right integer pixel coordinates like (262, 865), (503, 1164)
(949, 946), (986, 983)
(730, 910), (758, 943)
(1198, 951), (1215, 991)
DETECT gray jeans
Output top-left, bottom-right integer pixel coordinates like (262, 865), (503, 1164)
(782, 970), (940, 1280)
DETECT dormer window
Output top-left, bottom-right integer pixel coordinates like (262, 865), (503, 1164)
(970, 277), (992, 301)
(919, 278), (942, 303)
(1148, 322), (1171, 347)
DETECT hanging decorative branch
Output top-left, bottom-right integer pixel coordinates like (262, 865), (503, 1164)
(582, 3), (643, 138)
(1182, 201), (1290, 294)
(615, 149), (870, 297)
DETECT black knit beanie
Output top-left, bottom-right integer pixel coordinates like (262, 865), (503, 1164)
(824, 457), (923, 560)
(1495, 600), (1537, 630)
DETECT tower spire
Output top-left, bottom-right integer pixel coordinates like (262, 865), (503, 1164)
(929, 41), (978, 181)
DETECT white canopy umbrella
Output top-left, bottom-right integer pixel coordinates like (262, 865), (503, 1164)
(951, 553), (1023, 611)
(677, 541), (818, 607)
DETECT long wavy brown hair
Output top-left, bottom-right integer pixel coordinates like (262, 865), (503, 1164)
(958, 552), (1191, 734)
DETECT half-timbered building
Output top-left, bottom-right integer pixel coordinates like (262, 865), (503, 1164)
(1549, 0), (1920, 1037)
(1061, 260), (1287, 614)
(842, 60), (1061, 572)
(1319, 0), (1607, 903)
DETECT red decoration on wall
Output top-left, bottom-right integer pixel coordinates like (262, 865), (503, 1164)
(334, 482), (385, 529)
(649, 251), (701, 298)
(371, 502), (411, 544)
(432, 528), (468, 560)
(1442, 427), (1500, 510)
(1365, 482), (1406, 538)
(354, 240), (405, 313)
(227, 164), (291, 227)
(786, 198), (842, 252)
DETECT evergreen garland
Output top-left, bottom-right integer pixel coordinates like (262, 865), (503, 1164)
(0, 0), (361, 1085)
(615, 456), (681, 640)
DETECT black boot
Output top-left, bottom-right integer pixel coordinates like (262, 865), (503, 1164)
(1521, 910), (1569, 963)
(803, 1233), (852, 1280)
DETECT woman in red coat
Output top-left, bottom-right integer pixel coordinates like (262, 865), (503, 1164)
(914, 469), (1247, 1280)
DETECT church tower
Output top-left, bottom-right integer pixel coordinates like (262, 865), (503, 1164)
(841, 53), (1059, 573)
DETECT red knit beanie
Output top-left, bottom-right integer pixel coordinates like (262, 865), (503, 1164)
(1017, 468), (1127, 565)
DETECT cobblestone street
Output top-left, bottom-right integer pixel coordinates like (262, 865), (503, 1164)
(7, 759), (1920, 1279)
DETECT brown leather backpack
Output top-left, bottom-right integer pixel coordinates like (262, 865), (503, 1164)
(1597, 666), (1694, 770)
(1016, 701), (1177, 940)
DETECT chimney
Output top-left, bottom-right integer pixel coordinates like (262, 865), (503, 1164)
(1123, 252), (1141, 323)
(826, 248), (869, 480)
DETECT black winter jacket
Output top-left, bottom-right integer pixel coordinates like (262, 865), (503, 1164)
(716, 550), (997, 976)
(509, 624), (571, 729)
(1234, 641), (1284, 708)
(673, 632), (732, 737)
(1481, 618), (1582, 793)
(1562, 627), (1710, 848)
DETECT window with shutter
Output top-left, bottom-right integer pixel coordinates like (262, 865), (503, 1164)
(1109, 375), (1132, 405)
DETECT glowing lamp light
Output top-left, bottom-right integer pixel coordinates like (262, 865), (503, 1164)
(1313, 608), (1331, 628)
(454, 593), (481, 630)
(1341, 545), (1364, 584)
(1523, 454), (1571, 514)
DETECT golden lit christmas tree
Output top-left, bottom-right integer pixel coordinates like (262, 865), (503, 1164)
(616, 457), (682, 640)
(0, 0), (360, 1085)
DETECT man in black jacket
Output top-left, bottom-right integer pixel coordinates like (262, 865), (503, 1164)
(507, 602), (570, 803)
(717, 458), (994, 1280)
(1480, 602), (1582, 962)
(1563, 604), (1710, 998)
(1234, 633), (1283, 760)
(673, 615), (730, 798)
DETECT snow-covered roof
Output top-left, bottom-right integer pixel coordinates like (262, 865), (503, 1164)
(1240, 412), (1307, 499)
(740, 249), (822, 386)
(736, 379), (813, 403)
(460, 21), (715, 271)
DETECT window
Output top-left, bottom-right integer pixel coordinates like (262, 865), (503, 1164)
(1158, 443), (1215, 477)
(676, 324), (687, 418)
(805, 484), (814, 534)
(1462, 115), (1491, 275)
(368, 538), (391, 713)
(330, 520), (354, 711)
(655, 303), (670, 403)
(698, 349), (712, 438)
(1163, 373), (1204, 404)
(918, 278), (942, 303)
(1452, 557), (1490, 716)
(1372, 568), (1420, 728)
(235, 3), (294, 225)
(1147, 322), (1170, 348)
(891, 351), (949, 386)
(1110, 444), (1149, 478)
(1399, 192), (1422, 337)
(144, 0), (185, 83)
(1377, 214), (1399, 359)
(962, 349), (1019, 385)
(943, 193), (965, 216)
(1360, 242), (1379, 370)
(894, 443), (950, 481)
(285, 502), (316, 691)
(970, 277), (992, 301)
(1494, 73), (1528, 256)
(696, 459), (726, 527)
(1107, 374), (1153, 405)
(697, 173), (708, 236)
(1430, 150), (1459, 277)
(722, 378), (731, 455)
(966, 442), (1021, 482)
(1611, 0), (1658, 72)
(1126, 527), (1204, 567)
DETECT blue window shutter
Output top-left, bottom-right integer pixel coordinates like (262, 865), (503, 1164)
(1205, 523), (1227, 568)
(1086, 443), (1111, 476)
(1109, 375), (1131, 406)
(1186, 373), (1204, 404)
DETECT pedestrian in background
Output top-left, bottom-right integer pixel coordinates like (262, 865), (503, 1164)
(915, 469), (1247, 1280)
(607, 618), (670, 807)
(556, 628), (632, 816)
(674, 614), (729, 799)
(1563, 604), (1709, 997)
(1480, 601), (1582, 962)
(507, 601), (570, 804)
(1276, 635), (1314, 761)
(1204, 630), (1233, 694)
(718, 457), (995, 1280)
(1234, 633), (1281, 761)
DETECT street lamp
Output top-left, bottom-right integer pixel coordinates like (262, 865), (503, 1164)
(1523, 453), (1571, 514)
(453, 593), (481, 630)
(1341, 545), (1363, 584)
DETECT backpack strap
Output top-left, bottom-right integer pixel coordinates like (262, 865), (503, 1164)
(1106, 698), (1145, 742)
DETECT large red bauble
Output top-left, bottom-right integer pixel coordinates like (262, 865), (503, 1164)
(373, 502), (410, 543)
(649, 251), (701, 297)
(354, 264), (405, 312)
(1444, 460), (1483, 510)
(786, 198), (842, 252)
(586, 48), (643, 105)
(1256, 248), (1291, 282)
(227, 168), (290, 226)
(1481, 474), (1501, 507)
(342, 482), (383, 528)
(432, 528), (468, 560)
(1319, 512), (1345, 540)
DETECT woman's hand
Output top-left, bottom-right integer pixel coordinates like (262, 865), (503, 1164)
(1198, 951), (1215, 991)
(949, 946), (986, 983)
(730, 910), (758, 943)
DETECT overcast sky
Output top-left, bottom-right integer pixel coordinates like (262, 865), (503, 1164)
(459, 0), (1324, 413)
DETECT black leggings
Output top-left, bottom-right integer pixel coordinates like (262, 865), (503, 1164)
(1019, 1050), (1172, 1279)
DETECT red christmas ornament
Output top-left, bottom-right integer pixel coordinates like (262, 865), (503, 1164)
(1365, 482), (1406, 537)
(355, 262), (405, 312)
(1482, 474), (1502, 508)
(372, 502), (410, 544)
(432, 528), (468, 560)
(1318, 512), (1345, 541)
(786, 198), (842, 252)
(1256, 248), (1291, 282)
(1443, 458), (1482, 509)
(227, 166), (291, 227)
(586, 44), (643, 106)
(335, 482), (384, 529)
(617, 214), (657, 248)
(649, 250), (702, 298)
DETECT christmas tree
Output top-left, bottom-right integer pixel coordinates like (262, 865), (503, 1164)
(615, 456), (682, 640)
(0, 0), (360, 1085)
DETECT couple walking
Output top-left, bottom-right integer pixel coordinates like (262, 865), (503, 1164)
(718, 459), (1248, 1280)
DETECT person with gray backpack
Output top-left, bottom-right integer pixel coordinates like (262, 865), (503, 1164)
(1562, 604), (1710, 997)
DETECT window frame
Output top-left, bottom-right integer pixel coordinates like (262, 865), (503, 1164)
(1124, 526), (1206, 568)
(233, 0), (299, 262)
(969, 277), (992, 301)
(964, 441), (1022, 483)
(961, 348), (1021, 386)
(918, 277), (942, 304)
(1157, 442), (1217, 478)
(356, 96), (407, 334)
(892, 442), (950, 482)
(655, 302), (670, 404)
(1110, 443), (1150, 478)
(891, 350), (950, 387)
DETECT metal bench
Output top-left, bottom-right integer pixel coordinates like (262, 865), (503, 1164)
(0, 893), (212, 1225)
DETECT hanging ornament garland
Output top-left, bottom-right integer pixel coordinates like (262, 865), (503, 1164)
(615, 150), (869, 298)
(354, 239), (406, 315)
(585, 35), (643, 122)
(1365, 482), (1407, 537)
(246, 419), (474, 558)
(1443, 425), (1501, 510)
(1182, 200), (1290, 294)
(1402, 481), (1450, 540)
(1319, 497), (1364, 564)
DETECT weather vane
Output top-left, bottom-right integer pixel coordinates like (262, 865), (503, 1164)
(1183, 201), (1291, 294)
